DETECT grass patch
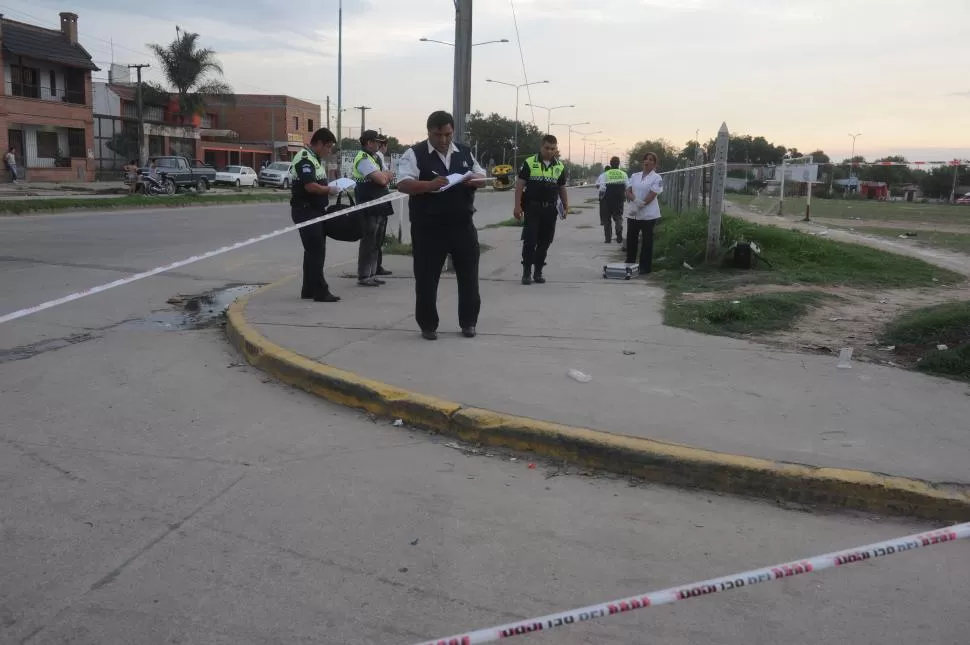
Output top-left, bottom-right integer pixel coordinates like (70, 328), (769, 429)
(843, 227), (970, 255)
(880, 301), (970, 380)
(665, 292), (829, 336)
(645, 210), (961, 293)
(381, 236), (491, 257)
(731, 194), (970, 225)
(484, 217), (523, 229)
(0, 192), (290, 215)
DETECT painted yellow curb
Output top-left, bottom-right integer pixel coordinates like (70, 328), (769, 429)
(226, 284), (970, 522)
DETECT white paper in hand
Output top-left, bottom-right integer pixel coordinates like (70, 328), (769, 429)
(331, 177), (355, 192)
(435, 171), (474, 192)
(557, 198), (566, 220)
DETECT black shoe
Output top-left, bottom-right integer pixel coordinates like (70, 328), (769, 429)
(617, 237), (623, 244)
(376, 267), (392, 276)
(301, 291), (312, 300)
(373, 278), (387, 285)
(521, 267), (532, 285)
(421, 330), (438, 341)
(461, 326), (477, 338)
(313, 292), (340, 303)
(533, 272), (546, 284)
(357, 278), (381, 287)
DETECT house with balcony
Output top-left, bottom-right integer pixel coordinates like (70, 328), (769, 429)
(0, 12), (98, 181)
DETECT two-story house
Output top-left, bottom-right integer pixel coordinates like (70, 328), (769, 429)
(0, 12), (98, 181)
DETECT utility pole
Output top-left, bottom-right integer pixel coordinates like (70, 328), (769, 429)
(707, 122), (729, 263)
(127, 64), (150, 164)
(336, 0), (343, 153)
(326, 96), (331, 132)
(454, 0), (473, 145)
(951, 162), (962, 204)
(354, 106), (371, 133)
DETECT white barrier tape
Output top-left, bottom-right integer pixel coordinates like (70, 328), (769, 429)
(0, 167), (709, 325)
(408, 522), (970, 645)
(0, 191), (405, 325)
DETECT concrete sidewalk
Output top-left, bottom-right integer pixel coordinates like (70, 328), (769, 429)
(235, 196), (970, 505)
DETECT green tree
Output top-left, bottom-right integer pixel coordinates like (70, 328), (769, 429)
(467, 112), (544, 170)
(919, 165), (969, 199)
(863, 155), (914, 187)
(383, 136), (407, 155)
(147, 28), (232, 116)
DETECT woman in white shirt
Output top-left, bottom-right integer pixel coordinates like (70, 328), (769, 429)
(624, 152), (663, 274)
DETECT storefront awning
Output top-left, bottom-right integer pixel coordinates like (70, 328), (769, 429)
(200, 129), (239, 139)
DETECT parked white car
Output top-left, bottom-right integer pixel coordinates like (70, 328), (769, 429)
(215, 165), (258, 187)
(258, 161), (292, 189)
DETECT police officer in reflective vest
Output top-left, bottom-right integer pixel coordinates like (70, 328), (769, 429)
(352, 130), (394, 287)
(396, 110), (487, 341)
(601, 156), (628, 244)
(289, 127), (344, 302)
(514, 134), (568, 285)
(374, 134), (393, 277)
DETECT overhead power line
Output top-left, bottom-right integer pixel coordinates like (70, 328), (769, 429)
(508, 0), (536, 124)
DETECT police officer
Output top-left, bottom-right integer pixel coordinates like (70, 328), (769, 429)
(396, 111), (487, 341)
(352, 130), (394, 287)
(290, 127), (344, 302)
(513, 134), (568, 285)
(374, 134), (393, 277)
(601, 156), (628, 244)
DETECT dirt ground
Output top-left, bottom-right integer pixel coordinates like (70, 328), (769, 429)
(709, 202), (970, 366)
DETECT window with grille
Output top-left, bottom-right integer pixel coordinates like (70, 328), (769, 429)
(36, 131), (59, 158)
(68, 129), (86, 158)
(308, 119), (314, 131)
(293, 116), (299, 130)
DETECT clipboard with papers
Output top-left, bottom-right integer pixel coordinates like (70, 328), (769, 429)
(434, 171), (475, 192)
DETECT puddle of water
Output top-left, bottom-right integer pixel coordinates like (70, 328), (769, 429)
(120, 284), (261, 331)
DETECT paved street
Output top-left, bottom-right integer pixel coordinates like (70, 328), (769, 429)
(2, 196), (969, 644)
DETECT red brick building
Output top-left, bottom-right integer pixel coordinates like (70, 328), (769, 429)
(202, 95), (322, 169)
(0, 12), (98, 182)
(93, 86), (322, 173)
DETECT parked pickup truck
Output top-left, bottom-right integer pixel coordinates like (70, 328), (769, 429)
(143, 157), (217, 194)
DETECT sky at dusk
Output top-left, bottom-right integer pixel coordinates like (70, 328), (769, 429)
(10, 0), (970, 164)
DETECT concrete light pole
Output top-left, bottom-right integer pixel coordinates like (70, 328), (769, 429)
(524, 103), (574, 134)
(485, 79), (549, 167)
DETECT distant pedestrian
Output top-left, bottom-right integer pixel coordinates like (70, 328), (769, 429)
(396, 110), (487, 341)
(624, 152), (663, 275)
(5, 147), (19, 183)
(514, 134), (568, 285)
(601, 156), (627, 244)
(123, 159), (139, 194)
(352, 130), (394, 287)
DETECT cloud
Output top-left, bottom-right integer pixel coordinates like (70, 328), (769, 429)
(950, 91), (970, 98)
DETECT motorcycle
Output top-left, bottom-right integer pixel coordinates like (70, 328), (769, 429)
(141, 171), (169, 196)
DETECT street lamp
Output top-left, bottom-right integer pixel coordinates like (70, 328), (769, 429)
(419, 37), (509, 47)
(550, 121), (590, 162)
(524, 103), (574, 134)
(485, 78), (550, 166)
(577, 130), (602, 168)
(589, 138), (612, 166)
(848, 132), (862, 178)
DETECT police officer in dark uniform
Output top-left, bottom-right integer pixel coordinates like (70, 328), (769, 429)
(601, 156), (628, 244)
(396, 111), (487, 341)
(514, 134), (568, 285)
(290, 127), (344, 302)
(352, 130), (394, 287)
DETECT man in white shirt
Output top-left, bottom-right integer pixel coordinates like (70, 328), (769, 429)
(396, 111), (487, 340)
(624, 152), (664, 275)
(5, 147), (20, 183)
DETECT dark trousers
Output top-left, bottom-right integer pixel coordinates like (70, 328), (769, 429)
(357, 214), (381, 279)
(599, 200), (623, 242)
(625, 218), (658, 273)
(521, 206), (558, 269)
(375, 215), (389, 271)
(292, 206), (329, 296)
(412, 221), (481, 332)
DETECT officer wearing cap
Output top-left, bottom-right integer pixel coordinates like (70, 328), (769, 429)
(601, 156), (628, 244)
(374, 134), (393, 277)
(513, 134), (568, 285)
(352, 130), (394, 287)
(396, 110), (487, 341)
(290, 127), (345, 302)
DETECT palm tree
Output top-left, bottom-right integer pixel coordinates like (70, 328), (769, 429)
(147, 27), (232, 117)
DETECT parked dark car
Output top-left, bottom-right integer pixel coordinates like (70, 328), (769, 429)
(142, 157), (217, 194)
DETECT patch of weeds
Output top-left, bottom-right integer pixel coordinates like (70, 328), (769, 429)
(880, 301), (970, 380)
(665, 292), (830, 337)
(484, 217), (524, 229)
